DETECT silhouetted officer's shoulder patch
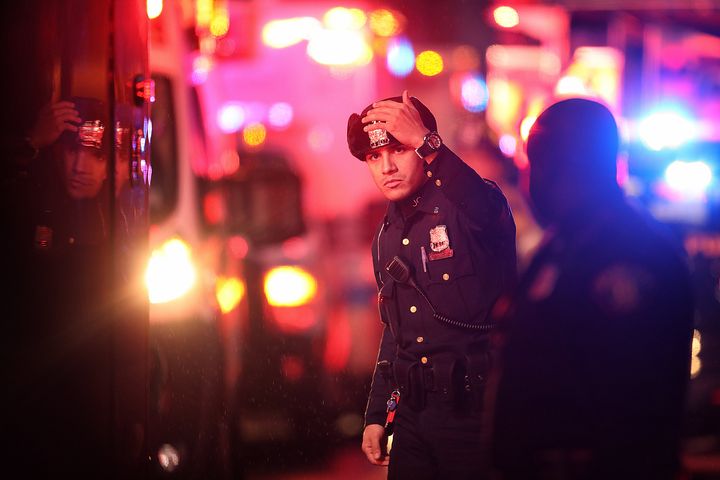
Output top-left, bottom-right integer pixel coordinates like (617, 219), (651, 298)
(591, 264), (655, 315)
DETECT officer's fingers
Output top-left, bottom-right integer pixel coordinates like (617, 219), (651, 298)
(361, 106), (400, 123)
(360, 111), (379, 124)
(53, 117), (80, 135)
(365, 100), (404, 118)
(58, 121), (79, 133)
(366, 433), (382, 457)
(362, 440), (380, 464)
(55, 110), (82, 125)
(363, 113), (405, 136)
(52, 104), (79, 115)
(371, 100), (417, 127)
(361, 124), (387, 134)
(375, 98), (405, 109)
(50, 101), (76, 112)
(362, 426), (386, 462)
(397, 91), (418, 118)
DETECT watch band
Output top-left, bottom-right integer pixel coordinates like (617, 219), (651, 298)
(415, 131), (442, 159)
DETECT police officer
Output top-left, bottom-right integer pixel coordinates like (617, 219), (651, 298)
(347, 90), (516, 479)
(487, 98), (694, 480)
(2, 96), (116, 477)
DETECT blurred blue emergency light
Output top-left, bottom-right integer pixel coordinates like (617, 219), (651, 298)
(664, 159), (713, 197)
(460, 74), (489, 113)
(386, 36), (415, 77)
(637, 107), (696, 151)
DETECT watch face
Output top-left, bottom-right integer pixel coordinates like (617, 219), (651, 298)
(427, 133), (442, 149)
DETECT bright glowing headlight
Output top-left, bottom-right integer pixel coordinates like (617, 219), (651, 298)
(264, 266), (317, 307)
(216, 276), (245, 313)
(145, 237), (197, 304)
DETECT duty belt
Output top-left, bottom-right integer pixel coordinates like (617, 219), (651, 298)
(383, 350), (492, 411)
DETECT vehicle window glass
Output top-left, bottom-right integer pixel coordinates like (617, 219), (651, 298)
(149, 74), (178, 224)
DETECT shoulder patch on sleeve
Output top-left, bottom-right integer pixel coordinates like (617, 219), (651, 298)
(591, 264), (655, 316)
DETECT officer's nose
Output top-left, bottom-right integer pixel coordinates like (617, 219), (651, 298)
(73, 149), (94, 172)
(380, 151), (397, 175)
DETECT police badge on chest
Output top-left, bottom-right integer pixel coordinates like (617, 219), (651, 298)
(428, 225), (453, 260)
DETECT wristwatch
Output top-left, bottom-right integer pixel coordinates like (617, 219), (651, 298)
(415, 131), (442, 159)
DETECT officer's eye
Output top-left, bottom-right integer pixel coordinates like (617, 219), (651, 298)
(365, 152), (380, 162)
(393, 146), (409, 154)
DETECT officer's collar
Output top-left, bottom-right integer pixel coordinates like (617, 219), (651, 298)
(386, 178), (441, 224)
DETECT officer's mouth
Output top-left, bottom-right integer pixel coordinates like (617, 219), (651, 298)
(70, 179), (93, 191)
(69, 178), (93, 189)
(384, 178), (403, 189)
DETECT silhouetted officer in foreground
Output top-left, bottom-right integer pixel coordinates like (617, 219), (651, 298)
(487, 98), (694, 480)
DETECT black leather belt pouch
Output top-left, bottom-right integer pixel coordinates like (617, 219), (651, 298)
(393, 357), (423, 410)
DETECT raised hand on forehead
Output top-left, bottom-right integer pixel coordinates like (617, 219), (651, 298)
(360, 90), (428, 149)
(28, 101), (81, 149)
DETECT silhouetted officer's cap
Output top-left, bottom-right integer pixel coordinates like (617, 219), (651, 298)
(527, 97), (619, 182)
(347, 95), (437, 161)
(61, 96), (108, 150)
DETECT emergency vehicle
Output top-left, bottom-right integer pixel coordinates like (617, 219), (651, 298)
(143, 0), (399, 474)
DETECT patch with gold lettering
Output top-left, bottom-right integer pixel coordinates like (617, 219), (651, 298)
(428, 225), (454, 260)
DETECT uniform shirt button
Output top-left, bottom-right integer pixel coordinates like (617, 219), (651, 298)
(409, 305), (417, 313)
(420, 356), (428, 364)
(442, 273), (450, 281)
(416, 336), (424, 343)
(402, 238), (410, 246)
(426, 170), (433, 178)
(68, 237), (75, 244)
(433, 206), (439, 214)
(435, 179), (442, 187)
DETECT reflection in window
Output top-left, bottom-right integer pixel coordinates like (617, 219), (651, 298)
(149, 74), (179, 224)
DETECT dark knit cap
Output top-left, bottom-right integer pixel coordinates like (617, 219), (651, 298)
(347, 95), (437, 161)
(60, 96), (108, 150)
